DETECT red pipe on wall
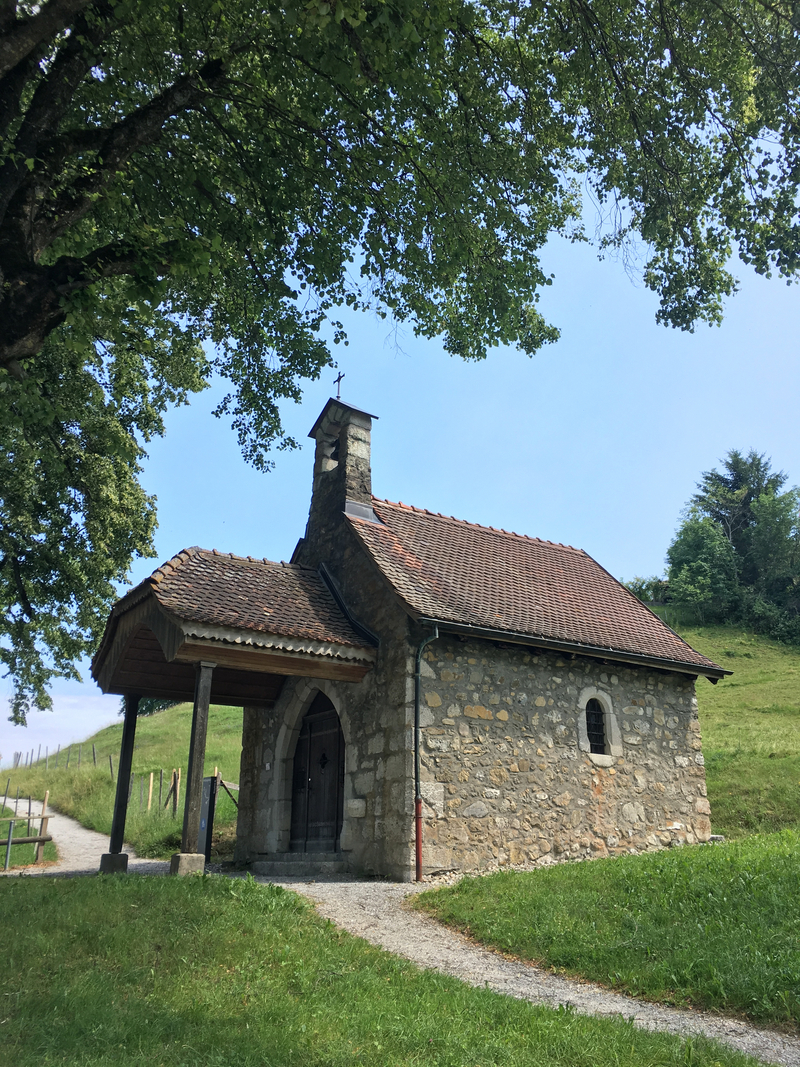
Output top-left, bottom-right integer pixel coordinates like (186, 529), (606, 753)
(415, 796), (424, 881)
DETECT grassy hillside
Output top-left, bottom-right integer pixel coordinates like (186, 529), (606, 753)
(415, 829), (800, 1028)
(0, 874), (760, 1067)
(1, 703), (243, 859)
(680, 626), (800, 838)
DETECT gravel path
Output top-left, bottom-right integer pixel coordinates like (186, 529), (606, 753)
(0, 798), (169, 877)
(2, 804), (798, 1065)
(259, 876), (800, 1067)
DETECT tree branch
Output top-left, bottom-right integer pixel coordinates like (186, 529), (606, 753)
(39, 58), (228, 247)
(0, 4), (114, 236)
(0, 0), (93, 80)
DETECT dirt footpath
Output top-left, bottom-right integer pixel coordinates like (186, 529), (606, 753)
(0, 797), (169, 877)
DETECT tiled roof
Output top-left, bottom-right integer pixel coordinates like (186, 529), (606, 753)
(119, 547), (373, 652)
(348, 499), (724, 676)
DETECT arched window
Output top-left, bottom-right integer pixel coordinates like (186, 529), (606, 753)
(585, 698), (606, 754)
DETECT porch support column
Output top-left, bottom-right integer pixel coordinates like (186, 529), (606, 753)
(99, 692), (140, 874)
(170, 660), (215, 875)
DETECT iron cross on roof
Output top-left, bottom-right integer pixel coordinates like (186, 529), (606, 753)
(334, 371), (345, 399)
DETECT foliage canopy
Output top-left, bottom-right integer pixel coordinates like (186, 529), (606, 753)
(3, 0), (800, 719)
(629, 450), (800, 640)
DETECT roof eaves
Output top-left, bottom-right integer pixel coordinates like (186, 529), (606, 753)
(416, 616), (731, 681)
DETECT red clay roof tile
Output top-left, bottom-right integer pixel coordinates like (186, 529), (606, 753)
(349, 499), (723, 675)
(126, 547), (373, 651)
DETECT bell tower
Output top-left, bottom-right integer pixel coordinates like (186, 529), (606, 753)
(292, 398), (379, 567)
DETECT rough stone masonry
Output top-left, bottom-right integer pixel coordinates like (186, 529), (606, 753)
(417, 634), (710, 872)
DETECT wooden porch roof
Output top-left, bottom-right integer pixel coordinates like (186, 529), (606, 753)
(91, 549), (378, 703)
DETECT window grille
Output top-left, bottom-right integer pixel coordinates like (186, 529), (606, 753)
(585, 698), (606, 754)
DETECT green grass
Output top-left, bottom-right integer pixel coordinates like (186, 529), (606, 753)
(0, 804), (58, 867)
(0, 874), (760, 1067)
(0, 704), (243, 859)
(680, 626), (800, 838)
(415, 830), (800, 1030)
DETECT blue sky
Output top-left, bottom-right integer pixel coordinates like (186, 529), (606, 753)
(2, 234), (798, 766)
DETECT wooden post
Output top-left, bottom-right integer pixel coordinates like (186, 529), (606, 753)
(106, 694), (140, 858)
(175, 768), (181, 818)
(92, 743), (97, 767)
(147, 772), (154, 812)
(2, 778), (9, 813)
(66, 746), (71, 769)
(180, 663), (214, 854)
(159, 769), (164, 811)
(37, 744), (41, 764)
(4, 820), (13, 871)
(34, 791), (49, 863)
(78, 744), (82, 768)
(109, 754), (114, 780)
(27, 796), (32, 837)
(139, 775), (143, 811)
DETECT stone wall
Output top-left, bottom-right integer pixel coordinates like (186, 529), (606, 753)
(417, 634), (710, 873)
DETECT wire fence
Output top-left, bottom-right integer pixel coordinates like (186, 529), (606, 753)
(9, 742), (109, 773)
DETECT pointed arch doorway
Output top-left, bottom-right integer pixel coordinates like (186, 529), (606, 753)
(290, 692), (345, 852)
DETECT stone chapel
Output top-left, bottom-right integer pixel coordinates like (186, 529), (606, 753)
(92, 398), (728, 880)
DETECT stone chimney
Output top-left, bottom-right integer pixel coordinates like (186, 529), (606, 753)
(293, 399), (378, 567)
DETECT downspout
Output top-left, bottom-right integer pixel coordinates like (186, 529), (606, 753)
(414, 625), (439, 882)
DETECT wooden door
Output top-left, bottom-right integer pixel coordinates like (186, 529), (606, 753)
(289, 693), (344, 852)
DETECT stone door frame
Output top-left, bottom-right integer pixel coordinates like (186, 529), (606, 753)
(268, 678), (355, 854)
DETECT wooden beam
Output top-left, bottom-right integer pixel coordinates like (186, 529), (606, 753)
(108, 694), (139, 855)
(181, 662), (214, 854)
(174, 639), (372, 681)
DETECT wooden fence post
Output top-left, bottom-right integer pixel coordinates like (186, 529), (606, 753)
(4, 820), (13, 871)
(109, 754), (114, 780)
(92, 743), (97, 767)
(45, 747), (49, 771)
(66, 746), (71, 770)
(147, 772), (154, 812)
(158, 769), (163, 811)
(78, 744), (82, 768)
(34, 791), (49, 864)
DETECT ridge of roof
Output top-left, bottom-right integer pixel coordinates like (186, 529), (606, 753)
(145, 546), (317, 586)
(110, 547), (332, 621)
(371, 498), (584, 554)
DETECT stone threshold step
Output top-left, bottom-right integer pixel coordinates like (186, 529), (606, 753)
(252, 858), (349, 878)
(262, 852), (344, 863)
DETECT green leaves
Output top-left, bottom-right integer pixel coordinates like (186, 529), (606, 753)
(0, 316), (206, 723)
(665, 451), (800, 634)
(3, 0), (800, 710)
